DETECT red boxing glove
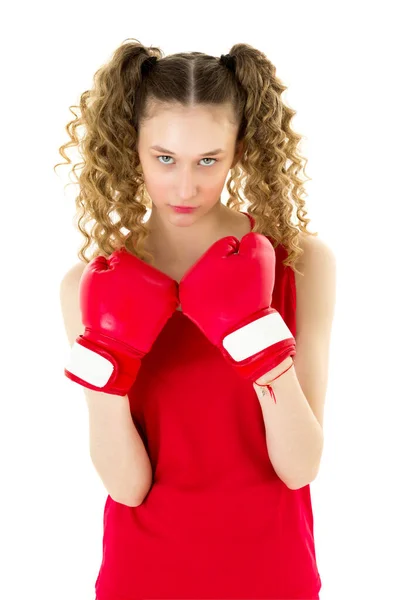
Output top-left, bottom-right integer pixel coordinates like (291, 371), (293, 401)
(179, 233), (296, 382)
(64, 248), (179, 396)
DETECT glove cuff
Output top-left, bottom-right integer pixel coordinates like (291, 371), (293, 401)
(221, 309), (296, 381)
(64, 333), (142, 396)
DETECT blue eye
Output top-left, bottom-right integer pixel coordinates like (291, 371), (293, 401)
(157, 156), (217, 166)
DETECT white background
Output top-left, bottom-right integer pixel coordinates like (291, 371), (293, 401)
(1, 1), (399, 598)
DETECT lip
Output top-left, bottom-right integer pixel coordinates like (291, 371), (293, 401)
(170, 205), (198, 213)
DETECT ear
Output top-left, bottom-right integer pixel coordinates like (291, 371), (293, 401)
(231, 139), (244, 169)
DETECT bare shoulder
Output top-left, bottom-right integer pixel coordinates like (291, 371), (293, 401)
(59, 261), (86, 288)
(294, 232), (337, 338)
(295, 231), (336, 272)
(59, 261), (87, 347)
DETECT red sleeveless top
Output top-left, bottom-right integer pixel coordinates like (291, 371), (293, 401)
(94, 212), (322, 599)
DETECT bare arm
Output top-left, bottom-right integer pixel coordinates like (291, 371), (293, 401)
(253, 234), (335, 489)
(59, 262), (153, 507)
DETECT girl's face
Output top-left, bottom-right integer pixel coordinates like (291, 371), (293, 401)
(137, 103), (242, 224)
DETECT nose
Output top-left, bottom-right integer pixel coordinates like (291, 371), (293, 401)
(176, 167), (197, 201)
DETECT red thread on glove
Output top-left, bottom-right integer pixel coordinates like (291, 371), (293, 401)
(254, 362), (294, 404)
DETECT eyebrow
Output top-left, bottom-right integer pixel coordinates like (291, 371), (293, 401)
(150, 145), (224, 156)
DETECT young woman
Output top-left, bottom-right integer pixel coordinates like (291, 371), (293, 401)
(58, 38), (336, 600)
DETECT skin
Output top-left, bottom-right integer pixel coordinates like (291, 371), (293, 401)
(136, 102), (247, 268)
(133, 105), (333, 490)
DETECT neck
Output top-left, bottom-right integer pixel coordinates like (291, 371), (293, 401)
(145, 201), (233, 263)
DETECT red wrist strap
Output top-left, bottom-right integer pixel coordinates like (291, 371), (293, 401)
(254, 362), (294, 403)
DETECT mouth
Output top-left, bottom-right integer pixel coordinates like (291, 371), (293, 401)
(169, 205), (198, 213)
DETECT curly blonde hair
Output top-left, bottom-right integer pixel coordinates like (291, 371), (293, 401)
(54, 38), (317, 275)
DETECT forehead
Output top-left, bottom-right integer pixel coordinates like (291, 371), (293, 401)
(146, 102), (236, 122)
(139, 103), (238, 146)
